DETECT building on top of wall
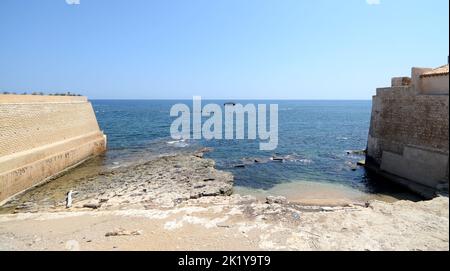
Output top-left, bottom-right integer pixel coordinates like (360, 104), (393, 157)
(366, 62), (449, 198)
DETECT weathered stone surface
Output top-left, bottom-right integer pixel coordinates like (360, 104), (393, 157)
(5, 154), (234, 212)
(0, 189), (448, 251)
(193, 147), (213, 158)
(266, 196), (287, 205)
(96, 155), (234, 208)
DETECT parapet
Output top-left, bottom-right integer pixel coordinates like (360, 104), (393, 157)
(0, 95), (87, 104)
(391, 77), (412, 87)
(0, 95), (107, 203)
(412, 65), (449, 95)
(380, 65), (449, 97)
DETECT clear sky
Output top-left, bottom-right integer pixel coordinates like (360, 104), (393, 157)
(0, 0), (448, 99)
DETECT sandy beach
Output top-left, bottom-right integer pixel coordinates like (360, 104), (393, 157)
(0, 195), (448, 251)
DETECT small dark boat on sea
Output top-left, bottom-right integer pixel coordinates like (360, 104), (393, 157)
(224, 102), (236, 106)
(270, 156), (284, 162)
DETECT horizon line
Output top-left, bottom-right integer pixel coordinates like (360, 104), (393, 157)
(88, 98), (373, 101)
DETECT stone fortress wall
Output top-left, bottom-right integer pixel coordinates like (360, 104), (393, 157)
(0, 95), (106, 203)
(366, 64), (449, 197)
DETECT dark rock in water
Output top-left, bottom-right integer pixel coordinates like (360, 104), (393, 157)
(357, 160), (366, 166)
(197, 147), (213, 153)
(346, 150), (366, 155)
(241, 157), (269, 166)
(194, 147), (213, 158)
(345, 161), (358, 171)
(194, 152), (204, 158)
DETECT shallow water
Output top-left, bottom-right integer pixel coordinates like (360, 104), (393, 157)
(235, 181), (420, 206)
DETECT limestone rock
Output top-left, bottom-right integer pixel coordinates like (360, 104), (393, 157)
(105, 228), (142, 237)
(83, 203), (101, 209)
(266, 196), (287, 205)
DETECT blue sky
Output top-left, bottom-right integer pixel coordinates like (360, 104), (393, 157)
(0, 0), (448, 99)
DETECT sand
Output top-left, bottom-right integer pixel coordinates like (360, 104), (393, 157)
(0, 195), (448, 251)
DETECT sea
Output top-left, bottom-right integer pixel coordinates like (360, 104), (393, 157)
(0, 100), (419, 213)
(91, 100), (416, 203)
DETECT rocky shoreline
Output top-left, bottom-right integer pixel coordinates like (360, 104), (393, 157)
(2, 151), (234, 213)
(0, 151), (448, 251)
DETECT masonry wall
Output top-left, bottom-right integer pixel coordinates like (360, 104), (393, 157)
(367, 86), (449, 197)
(420, 75), (449, 95)
(0, 95), (106, 203)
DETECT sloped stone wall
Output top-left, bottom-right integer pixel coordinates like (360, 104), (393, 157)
(0, 95), (106, 203)
(367, 86), (449, 196)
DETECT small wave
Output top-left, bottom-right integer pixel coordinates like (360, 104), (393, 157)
(167, 139), (186, 145)
(298, 159), (313, 164)
(167, 139), (189, 148)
